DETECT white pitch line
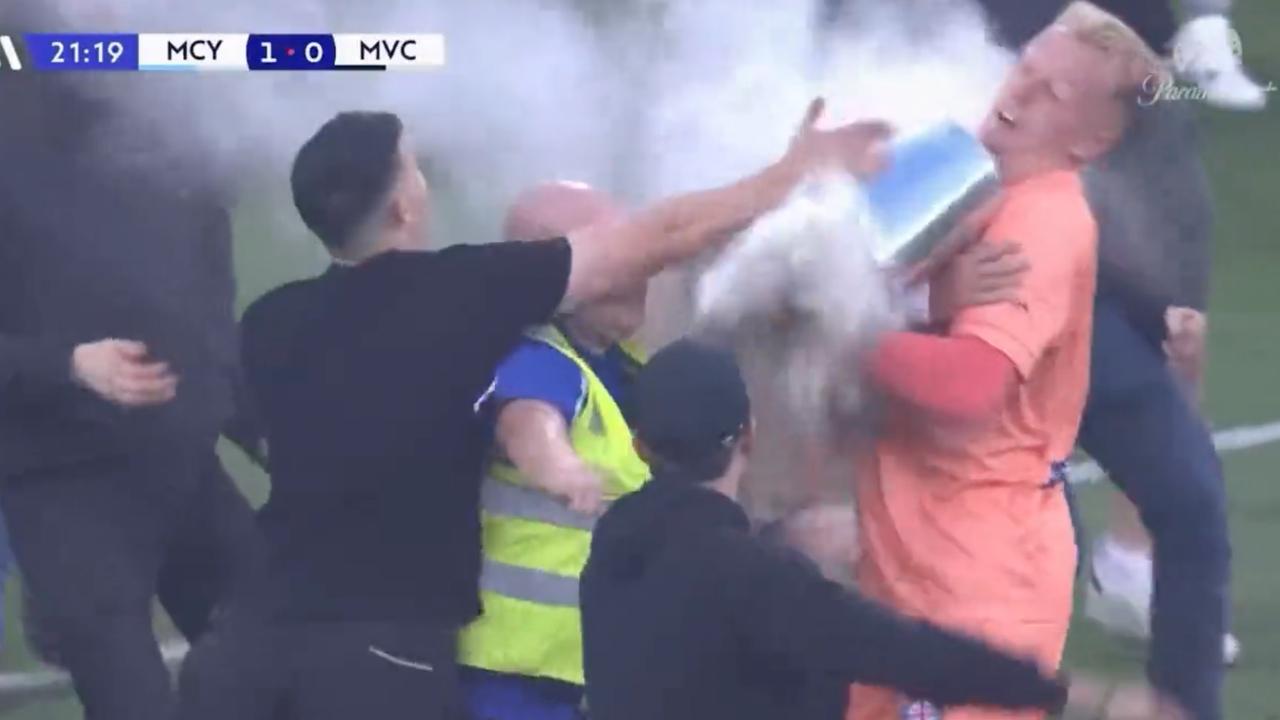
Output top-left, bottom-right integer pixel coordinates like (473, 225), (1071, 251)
(1069, 419), (1280, 484)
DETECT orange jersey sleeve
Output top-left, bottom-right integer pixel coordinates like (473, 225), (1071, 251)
(950, 172), (1097, 379)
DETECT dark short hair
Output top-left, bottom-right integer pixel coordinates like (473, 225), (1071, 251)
(291, 111), (404, 251)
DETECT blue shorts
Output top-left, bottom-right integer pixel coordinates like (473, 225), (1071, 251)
(459, 667), (584, 720)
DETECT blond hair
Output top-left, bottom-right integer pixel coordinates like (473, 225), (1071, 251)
(1054, 1), (1171, 92)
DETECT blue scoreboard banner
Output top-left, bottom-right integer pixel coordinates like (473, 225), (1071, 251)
(0, 33), (445, 72)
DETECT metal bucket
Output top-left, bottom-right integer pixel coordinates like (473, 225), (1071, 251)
(863, 122), (999, 271)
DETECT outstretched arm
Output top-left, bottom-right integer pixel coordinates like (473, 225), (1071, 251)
(729, 542), (1183, 718)
(729, 541), (1069, 712)
(866, 332), (1017, 422)
(561, 100), (890, 310)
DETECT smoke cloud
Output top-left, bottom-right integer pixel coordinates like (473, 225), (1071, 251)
(29, 0), (632, 241)
(631, 0), (1014, 517)
(26, 0), (1016, 516)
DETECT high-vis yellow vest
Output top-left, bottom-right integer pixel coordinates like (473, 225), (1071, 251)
(458, 325), (650, 686)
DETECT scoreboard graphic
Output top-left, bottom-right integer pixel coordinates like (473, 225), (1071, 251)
(0, 33), (445, 71)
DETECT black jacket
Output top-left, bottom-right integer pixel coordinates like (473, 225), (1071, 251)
(581, 477), (1069, 720)
(0, 65), (249, 477)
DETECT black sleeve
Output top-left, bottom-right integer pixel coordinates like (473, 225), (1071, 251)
(0, 333), (79, 405)
(221, 359), (268, 468)
(438, 238), (572, 334)
(726, 541), (1069, 713)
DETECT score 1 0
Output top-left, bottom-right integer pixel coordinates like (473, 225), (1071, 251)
(247, 34), (337, 70)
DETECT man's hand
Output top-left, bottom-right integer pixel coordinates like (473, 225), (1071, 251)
(928, 241), (1029, 323)
(785, 98), (892, 179)
(541, 461), (606, 517)
(1163, 307), (1206, 392)
(71, 339), (177, 407)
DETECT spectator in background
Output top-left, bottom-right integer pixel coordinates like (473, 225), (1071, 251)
(0, 4), (263, 719)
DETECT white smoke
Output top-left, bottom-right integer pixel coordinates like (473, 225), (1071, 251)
(694, 171), (897, 426)
(632, 0), (1015, 517)
(32, 0), (1016, 515)
(35, 0), (632, 241)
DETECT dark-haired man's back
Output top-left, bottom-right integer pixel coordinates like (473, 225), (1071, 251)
(177, 242), (572, 720)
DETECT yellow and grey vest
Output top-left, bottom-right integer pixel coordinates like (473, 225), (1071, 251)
(457, 324), (650, 686)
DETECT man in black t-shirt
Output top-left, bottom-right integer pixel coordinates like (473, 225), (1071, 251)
(174, 106), (890, 719)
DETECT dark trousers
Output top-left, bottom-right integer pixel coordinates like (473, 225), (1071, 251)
(177, 613), (468, 720)
(1078, 296), (1230, 720)
(0, 451), (260, 720)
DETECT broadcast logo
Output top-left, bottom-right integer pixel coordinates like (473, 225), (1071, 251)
(0, 35), (23, 70)
(1143, 27), (1277, 105)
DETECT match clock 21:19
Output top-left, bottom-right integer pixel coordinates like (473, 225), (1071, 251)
(25, 34), (140, 70)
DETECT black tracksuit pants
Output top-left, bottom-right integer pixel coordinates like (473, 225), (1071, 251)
(176, 613), (467, 720)
(0, 450), (260, 720)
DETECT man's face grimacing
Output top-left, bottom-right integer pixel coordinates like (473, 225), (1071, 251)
(502, 181), (647, 345)
(573, 280), (649, 345)
(980, 25), (1136, 178)
(560, 200), (647, 344)
(385, 135), (432, 250)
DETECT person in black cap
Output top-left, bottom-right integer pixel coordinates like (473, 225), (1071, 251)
(579, 339), (1181, 720)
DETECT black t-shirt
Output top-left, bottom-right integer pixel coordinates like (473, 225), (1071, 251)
(240, 239), (571, 622)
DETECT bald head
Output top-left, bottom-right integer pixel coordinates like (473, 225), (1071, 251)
(503, 181), (621, 242)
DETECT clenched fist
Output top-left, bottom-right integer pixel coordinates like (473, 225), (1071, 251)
(71, 339), (178, 408)
(544, 461), (606, 517)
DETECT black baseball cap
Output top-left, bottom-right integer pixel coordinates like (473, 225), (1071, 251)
(634, 339), (751, 481)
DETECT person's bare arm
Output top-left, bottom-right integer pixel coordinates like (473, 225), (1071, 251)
(562, 100), (890, 310)
(496, 399), (604, 516)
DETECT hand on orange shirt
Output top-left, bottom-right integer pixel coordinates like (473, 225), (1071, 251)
(928, 241), (1030, 324)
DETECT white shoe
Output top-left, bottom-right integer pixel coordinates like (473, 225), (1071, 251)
(1085, 538), (1153, 640)
(1086, 538), (1242, 667)
(1223, 633), (1241, 667)
(1172, 16), (1269, 111)
(1198, 70), (1269, 111)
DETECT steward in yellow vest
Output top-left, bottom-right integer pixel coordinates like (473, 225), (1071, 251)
(458, 181), (651, 720)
